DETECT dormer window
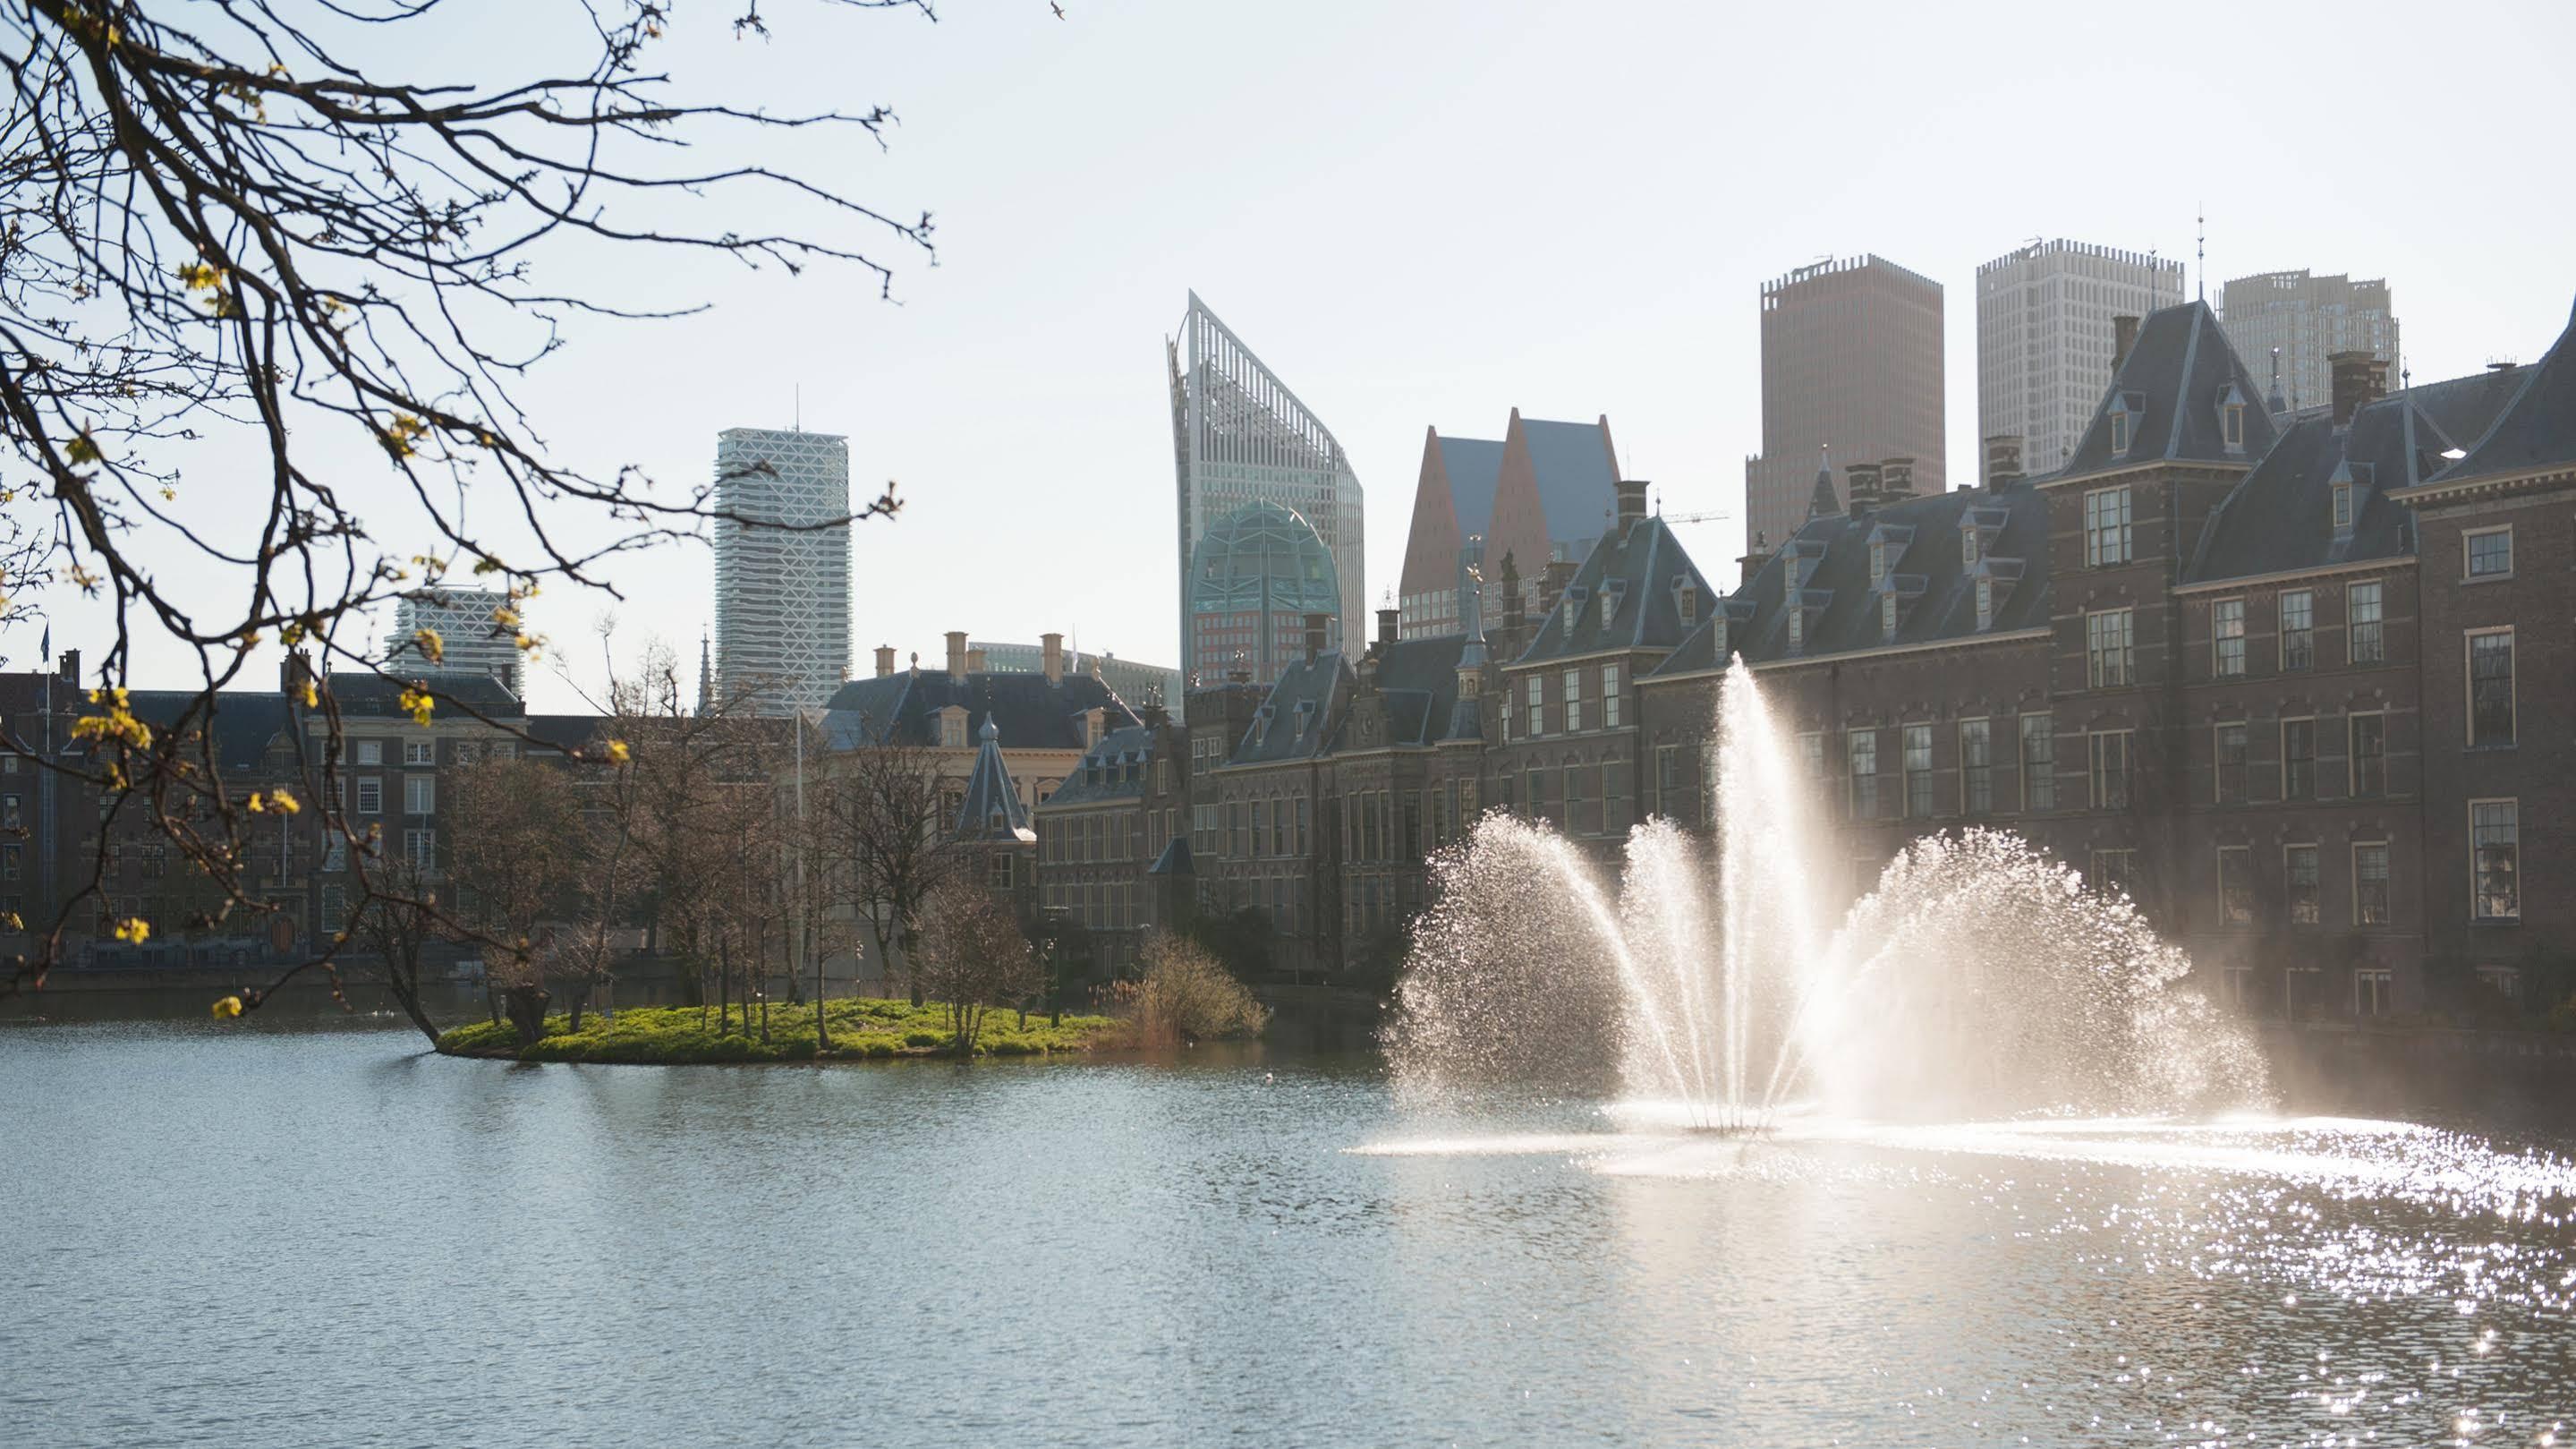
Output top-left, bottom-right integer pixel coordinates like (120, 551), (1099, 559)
(1564, 586), (1588, 640)
(2218, 383), (2249, 450)
(1295, 700), (1316, 735)
(939, 709), (968, 749)
(1869, 537), (1887, 581)
(1787, 601), (1805, 653)
(1599, 590), (1616, 629)
(1880, 592), (1899, 641)
(1676, 580), (1697, 629)
(1976, 576), (1994, 631)
(2108, 394), (2140, 456)
(2332, 482), (2354, 533)
(1711, 618), (1728, 661)
(1962, 526), (1980, 567)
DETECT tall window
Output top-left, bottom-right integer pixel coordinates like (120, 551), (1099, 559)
(2083, 486), (2134, 567)
(404, 829), (436, 869)
(2087, 731), (2131, 810)
(1848, 730), (1878, 820)
(2331, 482), (2354, 532)
(404, 775), (435, 814)
(2465, 525), (2513, 579)
(2282, 718), (2316, 801)
(2223, 401), (2245, 448)
(2086, 609), (2135, 687)
(1563, 669), (1583, 732)
(1902, 724), (1934, 817)
(1562, 762), (1586, 835)
(2279, 590), (2313, 671)
(2468, 628), (2515, 746)
(2349, 713), (2385, 797)
(1654, 746), (1679, 817)
(1602, 664), (1621, 729)
(2356, 968), (2393, 1018)
(2212, 600), (2246, 677)
(1525, 676), (1543, 737)
(1881, 592), (1899, 639)
(1250, 800), (1267, 857)
(1974, 576), (1994, 631)
(1524, 763), (1544, 816)
(2285, 844), (2320, 925)
(1800, 732), (1825, 780)
(2214, 721), (2249, 804)
(2348, 580), (2385, 663)
(1960, 720), (1992, 814)
(2217, 845), (2254, 926)
(2020, 714), (2055, 812)
(2089, 849), (2135, 898)
(2354, 841), (2390, 926)
(1787, 601), (1804, 652)
(2471, 800), (2519, 919)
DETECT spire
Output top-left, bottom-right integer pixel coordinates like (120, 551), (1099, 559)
(1807, 444), (1839, 522)
(696, 631), (713, 715)
(2266, 347), (2287, 416)
(953, 712), (1032, 840)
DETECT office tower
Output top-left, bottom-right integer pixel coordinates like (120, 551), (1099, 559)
(1168, 293), (1363, 683)
(1186, 501), (1342, 686)
(710, 426), (853, 715)
(1742, 255), (1946, 551)
(385, 588), (526, 697)
(2216, 270), (2399, 417)
(1396, 411), (1620, 637)
(1977, 239), (2184, 477)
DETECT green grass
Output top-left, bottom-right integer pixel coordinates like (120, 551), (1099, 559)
(436, 996), (1118, 1065)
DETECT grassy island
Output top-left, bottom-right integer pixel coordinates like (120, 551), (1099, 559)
(436, 997), (1119, 1065)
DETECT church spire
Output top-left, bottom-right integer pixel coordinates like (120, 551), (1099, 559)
(1807, 443), (1839, 522)
(696, 631), (713, 716)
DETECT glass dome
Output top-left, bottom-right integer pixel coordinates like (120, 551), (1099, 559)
(1187, 501), (1341, 618)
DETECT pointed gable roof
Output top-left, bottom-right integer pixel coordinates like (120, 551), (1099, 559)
(1397, 427), (1506, 598)
(1511, 516), (1713, 666)
(954, 714), (1033, 841)
(2420, 294), (2576, 489)
(1484, 409), (1621, 576)
(2055, 301), (2276, 482)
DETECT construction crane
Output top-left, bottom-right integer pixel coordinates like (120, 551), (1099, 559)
(1662, 509), (1730, 526)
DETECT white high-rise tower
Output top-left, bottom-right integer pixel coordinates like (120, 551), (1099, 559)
(386, 588), (525, 696)
(1977, 240), (2185, 479)
(711, 427), (852, 715)
(1168, 293), (1363, 684)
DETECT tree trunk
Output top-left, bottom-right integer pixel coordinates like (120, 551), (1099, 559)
(386, 959), (443, 1047)
(568, 983), (587, 1034)
(815, 935), (830, 1050)
(504, 984), (551, 1046)
(485, 982), (503, 1026)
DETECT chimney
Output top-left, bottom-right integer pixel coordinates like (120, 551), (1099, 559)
(281, 650), (311, 702)
(58, 648), (81, 686)
(944, 630), (967, 682)
(1498, 551), (1526, 656)
(1040, 632), (1064, 684)
(1879, 457), (1915, 503)
(1538, 560), (1578, 620)
(1845, 463), (1883, 521)
(1615, 478), (1649, 539)
(1375, 607), (1400, 649)
(2113, 315), (2140, 371)
(2330, 350), (2387, 426)
(1983, 434), (2026, 490)
(874, 645), (897, 678)
(1303, 612), (1328, 665)
(1737, 531), (1773, 589)
(965, 648), (988, 675)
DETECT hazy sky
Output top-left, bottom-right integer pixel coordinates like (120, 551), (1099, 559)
(16, 0), (2576, 712)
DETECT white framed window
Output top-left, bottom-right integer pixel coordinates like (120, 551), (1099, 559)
(2109, 410), (2132, 456)
(1847, 729), (1877, 820)
(404, 740), (435, 766)
(2087, 730), (2131, 810)
(2353, 841), (2390, 926)
(2085, 609), (2135, 688)
(1881, 592), (1899, 639)
(2470, 798), (2519, 920)
(2466, 627), (2515, 746)
(355, 739), (384, 766)
(2285, 843), (2320, 925)
(404, 828), (436, 869)
(2212, 599), (2246, 677)
(404, 774), (435, 815)
(1787, 601), (1805, 652)
(2349, 713), (2385, 797)
(2281, 718), (2316, 801)
(2331, 482), (2354, 532)
(1960, 719), (1992, 814)
(2214, 721), (2249, 805)
(2083, 486), (2134, 567)
(356, 777), (382, 815)
(1962, 527), (1980, 567)
(1869, 537), (1887, 580)
(1562, 669), (1583, 733)
(2347, 580), (2384, 663)
(2222, 401), (2245, 448)
(2463, 524), (2512, 580)
(2280, 590), (2314, 671)
(1525, 675), (1543, 737)
(1902, 724), (1934, 818)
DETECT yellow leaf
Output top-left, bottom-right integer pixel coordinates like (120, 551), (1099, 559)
(211, 994), (244, 1019)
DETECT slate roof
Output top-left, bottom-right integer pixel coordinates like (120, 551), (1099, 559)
(1511, 516), (1713, 667)
(1654, 483), (2053, 676)
(1041, 724), (1159, 807)
(2055, 301), (2276, 482)
(1521, 418), (1620, 547)
(523, 713), (608, 755)
(953, 715), (1033, 841)
(336, 669), (526, 718)
(2188, 364), (2529, 584)
(1225, 651), (1353, 765)
(2421, 294), (2576, 488)
(819, 669), (1138, 751)
(126, 691), (298, 773)
(1356, 634), (1477, 750)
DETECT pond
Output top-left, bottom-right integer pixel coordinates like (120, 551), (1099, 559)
(4, 1007), (2572, 1446)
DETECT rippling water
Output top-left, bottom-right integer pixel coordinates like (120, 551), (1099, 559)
(5, 1016), (2574, 1446)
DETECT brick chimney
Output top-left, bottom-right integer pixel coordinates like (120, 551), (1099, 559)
(873, 644), (897, 678)
(2113, 315), (2140, 371)
(1376, 607), (1400, 648)
(2330, 350), (2389, 425)
(1538, 560), (1578, 620)
(1303, 612), (1328, 665)
(944, 630), (967, 683)
(1983, 434), (2026, 490)
(1499, 551), (1525, 657)
(965, 647), (988, 674)
(281, 650), (312, 701)
(1879, 457), (1915, 504)
(1615, 478), (1649, 540)
(1737, 531), (1773, 589)
(57, 648), (81, 686)
(1040, 632), (1064, 684)
(1845, 463), (1883, 521)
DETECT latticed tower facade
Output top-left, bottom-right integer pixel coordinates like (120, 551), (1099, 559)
(1168, 292), (1362, 684)
(712, 427), (852, 715)
(386, 587), (523, 697)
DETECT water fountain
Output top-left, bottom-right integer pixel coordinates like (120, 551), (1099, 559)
(1388, 660), (2270, 1126)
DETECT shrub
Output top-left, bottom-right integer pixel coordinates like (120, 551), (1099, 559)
(1126, 932), (1271, 1048)
(904, 1030), (945, 1048)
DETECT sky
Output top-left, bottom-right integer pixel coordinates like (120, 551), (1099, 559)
(13, 0), (2576, 712)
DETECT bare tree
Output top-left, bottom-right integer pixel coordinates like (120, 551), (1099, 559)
(914, 879), (1035, 1054)
(819, 731), (956, 1005)
(0, 0), (934, 1002)
(345, 858), (445, 1048)
(445, 755), (583, 1024)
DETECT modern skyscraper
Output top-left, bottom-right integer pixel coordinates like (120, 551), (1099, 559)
(1977, 240), (2184, 478)
(1185, 501), (1341, 686)
(385, 588), (525, 697)
(710, 426), (852, 716)
(1396, 411), (1620, 637)
(1168, 293), (1363, 684)
(2216, 271), (2399, 418)
(1742, 255), (1946, 552)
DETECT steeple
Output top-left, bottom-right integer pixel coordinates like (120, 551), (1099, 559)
(1807, 445), (1839, 522)
(2266, 347), (2288, 416)
(953, 713), (1033, 840)
(696, 631), (713, 715)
